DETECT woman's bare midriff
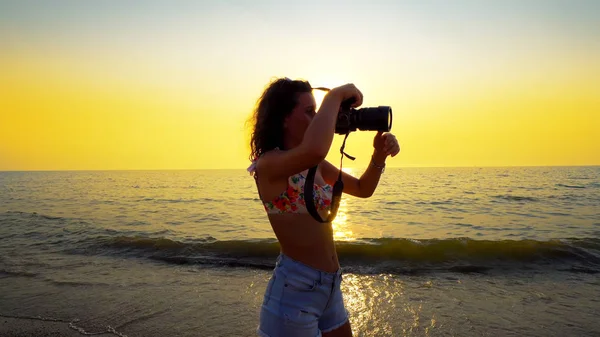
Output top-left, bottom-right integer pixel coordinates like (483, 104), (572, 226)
(267, 213), (340, 273)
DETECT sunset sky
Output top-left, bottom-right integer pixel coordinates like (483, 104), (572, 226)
(1, 0), (598, 170)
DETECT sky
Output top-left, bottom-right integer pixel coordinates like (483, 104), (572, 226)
(1, 0), (599, 170)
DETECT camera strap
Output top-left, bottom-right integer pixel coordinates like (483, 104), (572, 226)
(305, 132), (355, 223)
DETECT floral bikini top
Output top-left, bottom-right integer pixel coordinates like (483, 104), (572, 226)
(247, 159), (333, 214)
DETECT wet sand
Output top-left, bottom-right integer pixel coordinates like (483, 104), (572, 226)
(0, 317), (113, 337)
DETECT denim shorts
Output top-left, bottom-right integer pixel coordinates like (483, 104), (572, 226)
(257, 253), (349, 337)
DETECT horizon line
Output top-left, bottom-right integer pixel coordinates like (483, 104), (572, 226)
(1, 164), (599, 173)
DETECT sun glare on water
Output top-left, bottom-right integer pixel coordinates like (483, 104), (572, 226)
(331, 167), (356, 242)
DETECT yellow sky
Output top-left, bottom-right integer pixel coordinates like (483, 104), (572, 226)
(1, 1), (599, 170)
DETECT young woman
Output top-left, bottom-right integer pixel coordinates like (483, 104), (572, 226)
(247, 78), (400, 337)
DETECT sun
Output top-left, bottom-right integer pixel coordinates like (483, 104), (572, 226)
(312, 89), (328, 110)
(310, 78), (346, 110)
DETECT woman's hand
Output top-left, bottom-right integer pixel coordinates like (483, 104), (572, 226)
(373, 131), (400, 158)
(328, 83), (363, 108)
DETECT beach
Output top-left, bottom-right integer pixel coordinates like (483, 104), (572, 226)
(1, 317), (87, 337)
(1, 167), (599, 336)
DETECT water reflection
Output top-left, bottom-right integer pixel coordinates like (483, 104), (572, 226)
(332, 197), (356, 241)
(332, 167), (356, 241)
(342, 274), (396, 336)
(341, 274), (438, 336)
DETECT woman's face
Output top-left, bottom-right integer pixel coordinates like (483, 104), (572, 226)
(284, 92), (317, 145)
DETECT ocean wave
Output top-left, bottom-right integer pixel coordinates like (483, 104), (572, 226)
(138, 197), (221, 203)
(76, 236), (600, 275)
(556, 184), (586, 189)
(492, 195), (539, 202)
(4, 210), (66, 221)
(0, 269), (39, 278)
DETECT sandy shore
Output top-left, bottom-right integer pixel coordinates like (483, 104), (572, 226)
(0, 317), (114, 337)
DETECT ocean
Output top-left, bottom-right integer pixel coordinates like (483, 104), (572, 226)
(0, 166), (599, 336)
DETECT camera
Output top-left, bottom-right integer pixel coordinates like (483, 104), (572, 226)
(335, 98), (393, 135)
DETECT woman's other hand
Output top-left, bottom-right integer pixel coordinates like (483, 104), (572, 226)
(373, 131), (400, 158)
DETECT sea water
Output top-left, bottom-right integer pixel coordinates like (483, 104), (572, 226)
(1, 167), (599, 336)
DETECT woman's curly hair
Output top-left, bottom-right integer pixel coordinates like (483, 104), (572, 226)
(247, 77), (312, 162)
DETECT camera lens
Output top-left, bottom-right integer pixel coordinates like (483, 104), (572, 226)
(334, 105), (393, 134)
(355, 106), (392, 132)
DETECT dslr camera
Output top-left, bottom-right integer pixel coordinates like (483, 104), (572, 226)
(335, 98), (393, 135)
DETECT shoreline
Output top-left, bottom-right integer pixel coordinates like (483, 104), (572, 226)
(0, 316), (116, 337)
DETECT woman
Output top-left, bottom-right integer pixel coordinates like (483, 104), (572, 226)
(247, 78), (400, 337)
